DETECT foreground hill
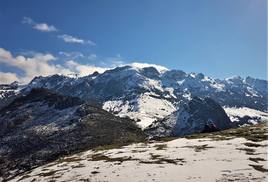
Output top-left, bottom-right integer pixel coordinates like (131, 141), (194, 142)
(0, 89), (145, 179)
(8, 123), (268, 182)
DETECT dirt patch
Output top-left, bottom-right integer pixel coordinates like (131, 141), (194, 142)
(91, 171), (100, 174)
(243, 142), (266, 148)
(90, 153), (136, 164)
(71, 163), (86, 168)
(57, 156), (83, 163)
(139, 153), (186, 165)
(249, 164), (268, 173)
(154, 144), (167, 150)
(236, 148), (257, 155)
(248, 157), (266, 163)
(182, 144), (214, 152)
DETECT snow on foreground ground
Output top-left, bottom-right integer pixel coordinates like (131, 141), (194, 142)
(10, 124), (268, 182)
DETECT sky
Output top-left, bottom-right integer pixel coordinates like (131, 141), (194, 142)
(0, 0), (266, 84)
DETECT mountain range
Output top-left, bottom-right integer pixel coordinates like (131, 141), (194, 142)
(1, 64), (267, 129)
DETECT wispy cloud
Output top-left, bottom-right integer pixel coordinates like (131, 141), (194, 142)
(33, 23), (57, 32)
(58, 34), (95, 45)
(22, 17), (58, 32)
(22, 17), (96, 46)
(99, 54), (125, 67)
(59, 51), (85, 59)
(21, 17), (34, 24)
(88, 54), (97, 60)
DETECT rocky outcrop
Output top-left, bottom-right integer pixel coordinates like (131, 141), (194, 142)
(146, 97), (233, 137)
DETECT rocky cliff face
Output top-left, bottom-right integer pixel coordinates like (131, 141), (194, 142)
(146, 97), (233, 137)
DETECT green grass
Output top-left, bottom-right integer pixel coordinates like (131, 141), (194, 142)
(185, 122), (268, 142)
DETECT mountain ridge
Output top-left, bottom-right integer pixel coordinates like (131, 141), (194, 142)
(0, 64), (267, 128)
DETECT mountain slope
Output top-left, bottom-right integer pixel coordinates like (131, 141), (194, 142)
(0, 88), (145, 179)
(0, 81), (24, 109)
(0, 65), (267, 128)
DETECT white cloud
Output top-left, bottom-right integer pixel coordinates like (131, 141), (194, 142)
(129, 62), (168, 73)
(33, 23), (57, 32)
(0, 48), (109, 84)
(0, 48), (169, 84)
(58, 34), (83, 44)
(0, 48), (71, 83)
(0, 72), (20, 84)
(22, 17), (95, 46)
(22, 17), (58, 32)
(58, 34), (95, 45)
(65, 60), (107, 76)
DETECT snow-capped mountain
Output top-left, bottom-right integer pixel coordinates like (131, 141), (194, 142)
(0, 64), (267, 128)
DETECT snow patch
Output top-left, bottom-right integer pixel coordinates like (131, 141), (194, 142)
(11, 136), (267, 182)
(224, 107), (268, 123)
(103, 93), (176, 129)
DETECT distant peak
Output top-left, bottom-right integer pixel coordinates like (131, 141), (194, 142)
(10, 81), (19, 86)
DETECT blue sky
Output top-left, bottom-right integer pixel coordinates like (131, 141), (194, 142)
(0, 0), (266, 83)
